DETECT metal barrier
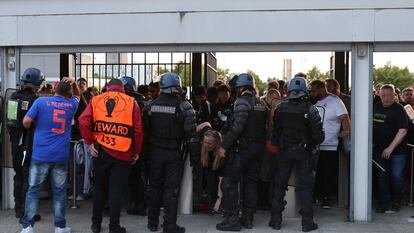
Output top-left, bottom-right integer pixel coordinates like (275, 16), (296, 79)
(69, 140), (82, 209)
(407, 144), (414, 207)
(178, 153), (193, 214)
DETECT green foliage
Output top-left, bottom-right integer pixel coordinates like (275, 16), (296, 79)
(306, 66), (330, 83)
(157, 62), (191, 86)
(246, 69), (266, 93)
(217, 68), (230, 83)
(373, 65), (414, 90)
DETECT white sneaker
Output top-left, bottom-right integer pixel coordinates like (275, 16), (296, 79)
(20, 226), (34, 233)
(54, 226), (71, 233)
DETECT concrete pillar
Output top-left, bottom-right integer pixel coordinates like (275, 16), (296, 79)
(204, 52), (217, 87)
(350, 43), (373, 222)
(60, 53), (69, 78)
(334, 52), (350, 93)
(334, 52), (350, 209)
(1, 47), (20, 209)
(191, 53), (202, 100)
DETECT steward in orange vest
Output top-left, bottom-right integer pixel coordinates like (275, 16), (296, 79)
(79, 79), (144, 233)
(91, 91), (134, 152)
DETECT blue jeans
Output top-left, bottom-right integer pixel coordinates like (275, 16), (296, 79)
(22, 159), (68, 228)
(375, 153), (406, 206)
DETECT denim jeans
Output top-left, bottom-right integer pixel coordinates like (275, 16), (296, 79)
(375, 153), (406, 206)
(22, 159), (68, 228)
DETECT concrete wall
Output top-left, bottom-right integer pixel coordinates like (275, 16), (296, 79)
(20, 53), (60, 82)
(1, 1), (414, 47)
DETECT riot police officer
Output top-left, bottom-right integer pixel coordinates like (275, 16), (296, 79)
(6, 67), (44, 222)
(269, 76), (324, 232)
(119, 76), (148, 216)
(216, 73), (266, 231)
(143, 73), (198, 233)
(120, 76), (145, 109)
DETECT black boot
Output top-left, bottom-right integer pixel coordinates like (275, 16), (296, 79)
(147, 218), (159, 232)
(109, 226), (126, 233)
(269, 214), (282, 230)
(216, 216), (242, 231)
(163, 224), (185, 233)
(91, 224), (101, 233)
(241, 215), (253, 229)
(302, 218), (318, 232)
(147, 223), (158, 232)
(148, 209), (159, 232)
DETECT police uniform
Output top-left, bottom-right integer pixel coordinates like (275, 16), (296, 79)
(124, 88), (147, 216)
(143, 73), (197, 233)
(120, 76), (147, 215)
(269, 76), (324, 232)
(7, 88), (37, 218)
(217, 73), (266, 231)
(6, 68), (44, 221)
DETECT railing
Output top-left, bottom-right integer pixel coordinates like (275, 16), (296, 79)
(69, 139), (89, 209)
(407, 144), (414, 207)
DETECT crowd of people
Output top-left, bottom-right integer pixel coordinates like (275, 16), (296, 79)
(4, 67), (414, 233)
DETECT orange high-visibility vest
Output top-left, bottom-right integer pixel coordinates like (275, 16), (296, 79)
(91, 91), (134, 152)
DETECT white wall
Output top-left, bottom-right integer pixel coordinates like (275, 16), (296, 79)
(1, 1), (414, 46)
(20, 53), (60, 81)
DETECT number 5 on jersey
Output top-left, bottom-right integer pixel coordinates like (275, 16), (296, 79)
(52, 109), (66, 134)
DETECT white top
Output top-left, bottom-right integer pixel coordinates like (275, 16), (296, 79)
(315, 94), (348, 151)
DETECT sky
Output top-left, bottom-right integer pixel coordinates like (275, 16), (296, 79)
(216, 52), (414, 81)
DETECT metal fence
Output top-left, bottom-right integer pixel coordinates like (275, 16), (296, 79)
(74, 53), (192, 90)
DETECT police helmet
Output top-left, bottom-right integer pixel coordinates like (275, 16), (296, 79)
(286, 76), (309, 99)
(232, 73), (255, 89)
(21, 68), (45, 88)
(120, 76), (136, 92)
(159, 72), (182, 94)
(228, 74), (239, 88)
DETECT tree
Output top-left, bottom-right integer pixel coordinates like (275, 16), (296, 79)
(246, 69), (266, 93)
(156, 62), (191, 86)
(373, 65), (414, 90)
(306, 66), (330, 83)
(217, 68), (230, 83)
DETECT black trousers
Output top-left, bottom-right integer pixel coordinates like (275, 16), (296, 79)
(222, 143), (264, 218)
(11, 143), (31, 216)
(92, 149), (131, 230)
(203, 168), (219, 204)
(128, 160), (146, 209)
(272, 148), (315, 222)
(148, 148), (184, 227)
(314, 150), (339, 199)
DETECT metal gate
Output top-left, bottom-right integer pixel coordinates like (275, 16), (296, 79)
(74, 52), (192, 90)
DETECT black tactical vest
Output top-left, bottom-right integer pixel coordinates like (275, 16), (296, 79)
(148, 94), (184, 149)
(6, 88), (37, 145)
(241, 98), (267, 142)
(277, 100), (311, 147)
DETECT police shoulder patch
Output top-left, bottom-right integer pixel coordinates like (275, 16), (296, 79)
(151, 105), (176, 114)
(253, 103), (266, 111)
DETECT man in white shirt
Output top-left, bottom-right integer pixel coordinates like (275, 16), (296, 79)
(310, 80), (350, 209)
